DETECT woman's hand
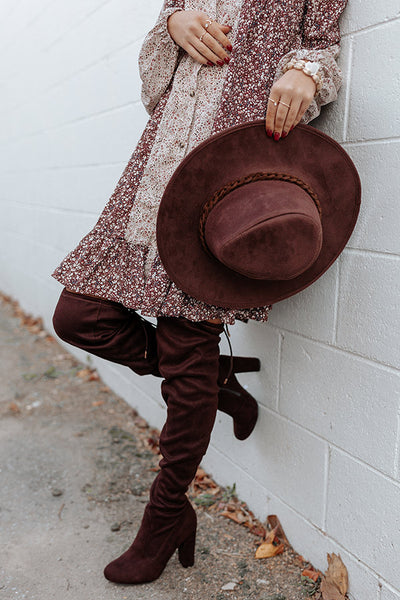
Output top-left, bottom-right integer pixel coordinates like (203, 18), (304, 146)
(167, 10), (232, 67)
(265, 69), (317, 140)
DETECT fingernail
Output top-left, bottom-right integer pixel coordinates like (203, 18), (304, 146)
(266, 129), (273, 137)
(290, 125), (294, 131)
(217, 60), (224, 67)
(224, 56), (230, 64)
(274, 132), (280, 141)
(207, 61), (214, 66)
(226, 44), (233, 52)
(281, 131), (288, 138)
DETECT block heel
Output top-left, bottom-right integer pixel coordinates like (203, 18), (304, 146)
(231, 356), (261, 373)
(178, 529), (196, 568)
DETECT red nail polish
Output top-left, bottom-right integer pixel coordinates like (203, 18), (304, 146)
(266, 129), (273, 137)
(227, 44), (233, 52)
(290, 125), (294, 131)
(207, 61), (214, 66)
(274, 132), (280, 141)
(281, 131), (288, 138)
(217, 60), (224, 67)
(224, 56), (230, 64)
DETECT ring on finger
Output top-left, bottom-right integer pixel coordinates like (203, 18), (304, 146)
(199, 31), (207, 42)
(268, 96), (279, 107)
(278, 100), (291, 108)
(204, 19), (213, 29)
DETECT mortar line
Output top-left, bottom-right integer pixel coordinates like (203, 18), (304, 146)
(342, 34), (353, 141)
(393, 406), (400, 481)
(332, 255), (341, 345)
(266, 325), (400, 374)
(342, 13), (400, 37)
(321, 444), (330, 530)
(276, 332), (283, 412)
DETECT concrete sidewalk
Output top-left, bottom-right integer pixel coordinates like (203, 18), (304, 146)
(0, 296), (310, 600)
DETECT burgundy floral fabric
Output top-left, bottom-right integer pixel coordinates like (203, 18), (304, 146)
(52, 0), (347, 324)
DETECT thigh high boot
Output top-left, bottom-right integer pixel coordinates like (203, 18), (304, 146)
(103, 316), (224, 583)
(52, 288), (259, 439)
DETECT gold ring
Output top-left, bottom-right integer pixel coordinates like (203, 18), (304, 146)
(268, 97), (278, 107)
(279, 100), (291, 108)
(199, 32), (206, 42)
(204, 19), (213, 29)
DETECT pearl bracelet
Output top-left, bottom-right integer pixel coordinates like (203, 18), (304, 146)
(282, 59), (322, 93)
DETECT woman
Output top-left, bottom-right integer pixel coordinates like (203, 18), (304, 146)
(52, 0), (347, 584)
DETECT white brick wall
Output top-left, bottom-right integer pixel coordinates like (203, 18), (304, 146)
(1, 1), (399, 598)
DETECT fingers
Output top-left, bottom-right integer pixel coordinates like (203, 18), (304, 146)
(265, 70), (316, 140)
(191, 32), (229, 66)
(207, 21), (232, 51)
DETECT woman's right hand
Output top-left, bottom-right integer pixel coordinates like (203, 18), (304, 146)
(167, 10), (232, 67)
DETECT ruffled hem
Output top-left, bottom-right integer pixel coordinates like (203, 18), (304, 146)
(51, 227), (270, 325)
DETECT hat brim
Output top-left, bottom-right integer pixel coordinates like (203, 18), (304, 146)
(156, 121), (361, 309)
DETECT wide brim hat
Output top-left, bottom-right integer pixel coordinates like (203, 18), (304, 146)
(156, 121), (361, 309)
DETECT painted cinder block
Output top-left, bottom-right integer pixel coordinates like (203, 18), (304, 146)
(345, 141), (400, 255)
(336, 250), (400, 368)
(268, 263), (338, 344)
(327, 449), (400, 589)
(340, 0), (400, 35)
(347, 21), (400, 141)
(280, 333), (400, 476)
(210, 405), (327, 526)
(381, 585), (400, 600)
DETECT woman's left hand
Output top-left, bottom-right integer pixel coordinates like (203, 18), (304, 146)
(265, 69), (317, 140)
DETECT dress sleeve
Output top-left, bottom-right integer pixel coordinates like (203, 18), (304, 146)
(138, 1), (185, 115)
(272, 0), (348, 123)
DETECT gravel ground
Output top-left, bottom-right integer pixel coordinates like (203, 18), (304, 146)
(0, 295), (316, 600)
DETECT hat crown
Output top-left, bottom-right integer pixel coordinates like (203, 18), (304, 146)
(204, 180), (323, 280)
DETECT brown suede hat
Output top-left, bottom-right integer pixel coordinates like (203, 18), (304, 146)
(156, 121), (361, 309)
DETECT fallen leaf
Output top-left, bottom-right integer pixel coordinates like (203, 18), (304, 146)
(267, 514), (289, 545)
(8, 402), (21, 414)
(76, 368), (91, 378)
(249, 524), (266, 538)
(92, 400), (105, 407)
(302, 568), (322, 582)
(221, 510), (247, 525)
(134, 417), (148, 428)
(255, 541), (284, 559)
(324, 553), (348, 595)
(320, 578), (346, 600)
(88, 371), (100, 381)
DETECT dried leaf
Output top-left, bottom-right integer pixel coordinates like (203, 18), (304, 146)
(255, 541), (284, 559)
(302, 568), (321, 582)
(92, 400), (105, 407)
(324, 553), (348, 595)
(320, 579), (346, 600)
(134, 417), (148, 428)
(88, 371), (100, 381)
(249, 525), (266, 538)
(267, 515), (289, 545)
(76, 368), (91, 378)
(8, 402), (21, 414)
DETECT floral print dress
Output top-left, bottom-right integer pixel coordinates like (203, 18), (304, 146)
(52, 0), (347, 324)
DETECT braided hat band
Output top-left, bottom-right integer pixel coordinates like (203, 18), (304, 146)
(199, 172), (321, 255)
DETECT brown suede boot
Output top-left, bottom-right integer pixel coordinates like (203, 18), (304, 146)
(103, 316), (224, 584)
(52, 288), (259, 439)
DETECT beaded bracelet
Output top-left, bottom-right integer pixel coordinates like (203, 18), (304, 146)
(282, 59), (322, 93)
